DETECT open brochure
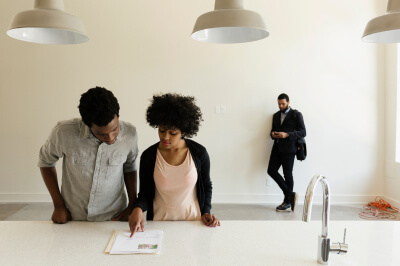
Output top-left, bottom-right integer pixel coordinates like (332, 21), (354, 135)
(105, 230), (164, 255)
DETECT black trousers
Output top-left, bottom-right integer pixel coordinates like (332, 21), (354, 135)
(267, 145), (296, 203)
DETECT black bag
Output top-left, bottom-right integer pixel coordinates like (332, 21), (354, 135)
(296, 138), (307, 161)
(293, 109), (307, 161)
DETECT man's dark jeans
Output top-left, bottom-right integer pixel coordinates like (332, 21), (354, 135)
(267, 145), (296, 203)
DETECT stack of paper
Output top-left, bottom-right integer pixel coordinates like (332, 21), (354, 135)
(105, 230), (164, 255)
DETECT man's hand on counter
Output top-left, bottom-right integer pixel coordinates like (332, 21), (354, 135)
(111, 205), (135, 221)
(52, 206), (72, 224)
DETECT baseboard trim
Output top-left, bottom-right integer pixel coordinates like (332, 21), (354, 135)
(212, 194), (386, 205)
(382, 196), (400, 208)
(1, 193), (397, 206)
(0, 193), (51, 202)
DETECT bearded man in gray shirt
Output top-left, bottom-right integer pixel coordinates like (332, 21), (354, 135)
(38, 87), (138, 223)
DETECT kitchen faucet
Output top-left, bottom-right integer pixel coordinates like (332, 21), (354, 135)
(302, 174), (348, 264)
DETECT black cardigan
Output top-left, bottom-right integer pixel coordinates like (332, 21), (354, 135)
(134, 139), (213, 220)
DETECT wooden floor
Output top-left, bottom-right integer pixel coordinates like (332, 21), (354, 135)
(1, 202), (398, 221)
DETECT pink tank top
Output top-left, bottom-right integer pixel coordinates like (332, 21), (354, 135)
(153, 149), (202, 221)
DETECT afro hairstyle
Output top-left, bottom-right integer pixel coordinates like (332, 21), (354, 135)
(146, 93), (203, 138)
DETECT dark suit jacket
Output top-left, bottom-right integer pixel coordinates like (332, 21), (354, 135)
(270, 108), (306, 153)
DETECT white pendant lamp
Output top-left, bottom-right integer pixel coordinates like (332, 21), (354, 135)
(192, 0), (269, 44)
(362, 0), (400, 43)
(7, 0), (88, 45)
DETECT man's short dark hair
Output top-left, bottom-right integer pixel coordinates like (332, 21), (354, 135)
(78, 86), (120, 127)
(146, 93), (203, 138)
(278, 93), (290, 102)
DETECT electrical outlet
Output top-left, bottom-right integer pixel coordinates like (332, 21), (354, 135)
(215, 106), (221, 114)
(220, 105), (226, 114)
(266, 178), (272, 186)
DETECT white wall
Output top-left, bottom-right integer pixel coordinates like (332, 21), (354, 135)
(385, 43), (400, 205)
(0, 0), (387, 204)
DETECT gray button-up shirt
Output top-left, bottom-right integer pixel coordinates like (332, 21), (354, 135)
(280, 107), (291, 125)
(38, 118), (138, 221)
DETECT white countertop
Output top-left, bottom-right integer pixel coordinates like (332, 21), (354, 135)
(0, 220), (399, 266)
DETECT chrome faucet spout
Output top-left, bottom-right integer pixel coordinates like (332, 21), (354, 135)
(302, 174), (330, 237)
(302, 174), (348, 265)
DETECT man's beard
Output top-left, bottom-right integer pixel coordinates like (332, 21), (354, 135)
(280, 106), (289, 113)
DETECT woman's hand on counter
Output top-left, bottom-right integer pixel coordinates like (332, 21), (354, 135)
(129, 207), (145, 237)
(202, 213), (220, 227)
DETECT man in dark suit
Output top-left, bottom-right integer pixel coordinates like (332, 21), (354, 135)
(268, 93), (306, 212)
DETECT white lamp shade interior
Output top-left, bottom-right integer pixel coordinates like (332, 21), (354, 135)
(192, 27), (268, 43)
(192, 9), (268, 44)
(362, 0), (400, 43)
(7, 1), (88, 45)
(362, 29), (400, 43)
(7, 27), (88, 45)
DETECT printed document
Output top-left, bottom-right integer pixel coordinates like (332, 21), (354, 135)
(106, 230), (163, 255)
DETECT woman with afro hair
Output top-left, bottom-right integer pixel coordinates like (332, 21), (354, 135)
(129, 93), (220, 236)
